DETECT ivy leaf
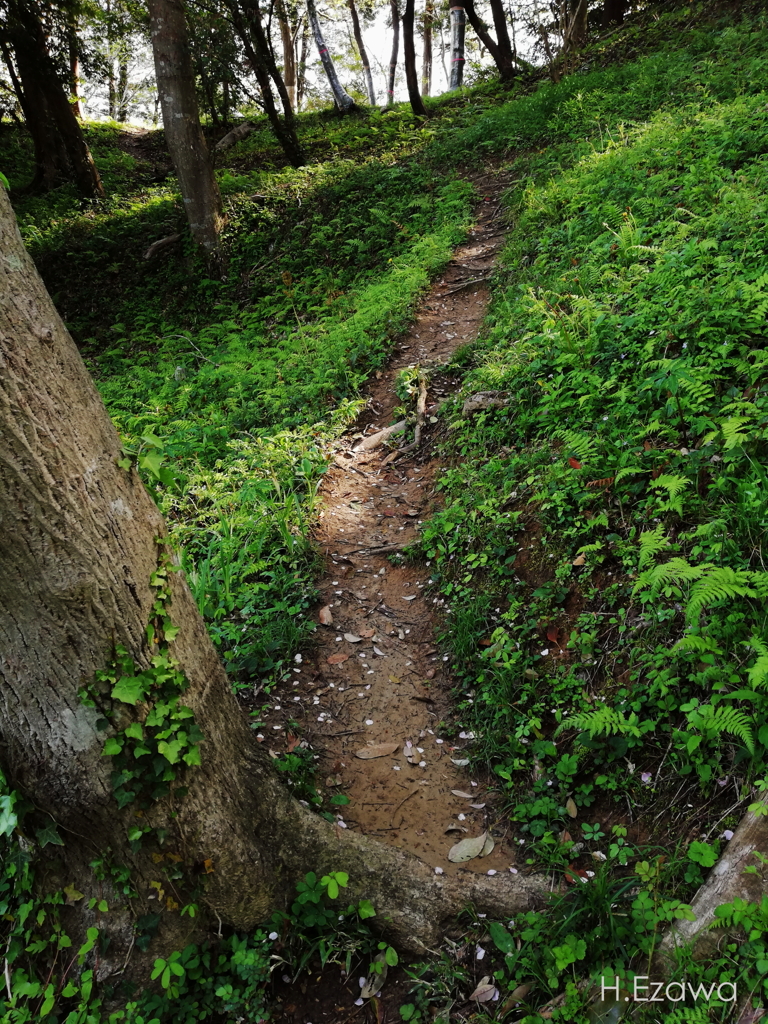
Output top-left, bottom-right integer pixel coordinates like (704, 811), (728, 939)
(182, 745), (202, 767)
(124, 722), (143, 741)
(36, 823), (64, 848)
(102, 736), (124, 757)
(158, 740), (183, 764)
(111, 676), (148, 705)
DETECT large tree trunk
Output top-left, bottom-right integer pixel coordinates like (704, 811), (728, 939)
(347, 0), (375, 105)
(306, 0), (356, 113)
(402, 0), (427, 116)
(487, 0), (516, 79)
(147, 0), (224, 255)
(0, 187), (547, 986)
(6, 0), (104, 198)
(421, 0), (433, 96)
(448, 3), (465, 89)
(387, 0), (399, 105)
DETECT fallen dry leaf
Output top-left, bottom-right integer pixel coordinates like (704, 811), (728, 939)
(355, 742), (399, 759)
(480, 834), (495, 857)
(451, 758), (470, 767)
(403, 595), (417, 601)
(469, 977), (497, 1003)
(286, 733), (300, 753)
(448, 832), (488, 863)
(325, 775), (342, 787)
(566, 797), (578, 818)
(451, 790), (474, 798)
(510, 982), (533, 1001)
(344, 633), (362, 643)
(327, 653), (349, 665)
(359, 628), (375, 638)
(318, 605), (334, 625)
(572, 553), (586, 566)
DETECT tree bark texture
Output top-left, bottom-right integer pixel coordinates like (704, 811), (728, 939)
(68, 14), (83, 118)
(306, 0), (355, 113)
(448, 3), (465, 89)
(387, 0), (399, 105)
(147, 0), (225, 255)
(5, 0), (104, 197)
(347, 0), (375, 105)
(402, 0), (427, 116)
(0, 189), (548, 974)
(421, 0), (433, 96)
(487, 0), (516, 79)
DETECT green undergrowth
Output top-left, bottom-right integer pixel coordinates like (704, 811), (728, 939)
(418, 12), (768, 1020)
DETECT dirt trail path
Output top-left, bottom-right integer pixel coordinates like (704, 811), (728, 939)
(258, 167), (518, 877)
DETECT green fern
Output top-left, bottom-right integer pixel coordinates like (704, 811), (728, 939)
(556, 705), (646, 740)
(687, 703), (754, 754)
(633, 557), (706, 598)
(637, 525), (668, 569)
(747, 635), (768, 690)
(650, 474), (691, 516)
(675, 634), (723, 656)
(686, 567), (757, 623)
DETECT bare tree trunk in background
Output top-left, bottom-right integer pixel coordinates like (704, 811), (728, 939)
(117, 54), (128, 120)
(402, 0), (426, 116)
(297, 17), (309, 108)
(347, 0), (375, 105)
(564, 0), (588, 51)
(421, 0), (432, 96)
(67, 13), (83, 118)
(200, 64), (221, 127)
(487, 0), (515, 78)
(306, 0), (356, 113)
(228, 0), (306, 165)
(6, 0), (104, 197)
(387, 0), (399, 105)
(222, 78), (230, 125)
(147, 0), (224, 255)
(448, 3), (465, 89)
(0, 190), (548, 981)
(438, 15), (449, 88)
(276, 0), (298, 109)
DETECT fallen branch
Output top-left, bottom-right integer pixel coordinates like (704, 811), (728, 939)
(442, 275), (492, 295)
(143, 234), (181, 260)
(215, 122), (257, 151)
(354, 420), (407, 452)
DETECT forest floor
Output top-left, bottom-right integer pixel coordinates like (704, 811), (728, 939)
(261, 169), (514, 1022)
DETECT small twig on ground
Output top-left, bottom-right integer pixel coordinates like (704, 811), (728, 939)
(143, 233), (181, 260)
(391, 789), (418, 827)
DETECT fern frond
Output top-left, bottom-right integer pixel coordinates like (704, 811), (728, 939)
(637, 525), (668, 569)
(633, 557), (707, 597)
(747, 635), (768, 689)
(556, 705), (644, 740)
(687, 704), (754, 754)
(675, 634), (723, 655)
(686, 567), (757, 623)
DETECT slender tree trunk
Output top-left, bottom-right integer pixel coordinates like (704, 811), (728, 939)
(462, 0), (503, 74)
(147, 0), (224, 255)
(402, 0), (427, 116)
(7, 0), (104, 198)
(421, 0), (432, 96)
(297, 17), (309, 108)
(448, 3), (465, 89)
(347, 0), (375, 105)
(228, 0), (306, 165)
(0, 190), (547, 979)
(306, 0), (356, 113)
(200, 64), (221, 128)
(487, 0), (515, 78)
(117, 54), (128, 120)
(387, 0), (399, 106)
(222, 78), (230, 125)
(68, 14), (83, 118)
(276, 0), (297, 110)
(439, 16), (449, 88)
(564, 0), (589, 51)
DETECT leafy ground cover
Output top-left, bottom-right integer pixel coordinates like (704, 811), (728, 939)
(5, 1), (768, 1020)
